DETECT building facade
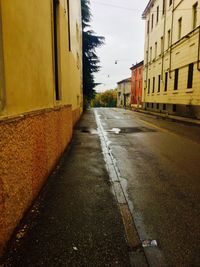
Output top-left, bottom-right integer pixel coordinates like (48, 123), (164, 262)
(142, 0), (200, 118)
(130, 61), (144, 107)
(117, 78), (131, 107)
(0, 0), (82, 255)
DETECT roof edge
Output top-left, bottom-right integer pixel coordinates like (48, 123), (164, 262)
(117, 77), (131, 84)
(130, 60), (144, 70)
(142, 0), (153, 19)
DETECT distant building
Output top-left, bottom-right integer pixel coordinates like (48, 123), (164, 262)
(117, 78), (131, 107)
(130, 61), (144, 107)
(142, 0), (200, 118)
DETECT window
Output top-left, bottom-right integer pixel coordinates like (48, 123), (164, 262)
(53, 0), (61, 100)
(173, 104), (177, 112)
(187, 63), (194, 88)
(152, 77), (155, 93)
(157, 6), (159, 23)
(155, 42), (157, 58)
(146, 51), (148, 64)
(151, 14), (154, 30)
(167, 30), (171, 48)
(67, 0), (71, 51)
(193, 2), (198, 29)
(169, 0), (172, 6)
(158, 74), (161, 92)
(157, 103), (159, 109)
(148, 79), (150, 94)
(147, 20), (150, 34)
(150, 47), (152, 62)
(161, 36), (164, 54)
(162, 0), (165, 15)
(151, 103), (154, 108)
(178, 17), (182, 39)
(164, 72), (168, 91)
(163, 103), (166, 110)
(174, 69), (179, 90)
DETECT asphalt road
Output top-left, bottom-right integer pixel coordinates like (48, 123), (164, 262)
(95, 108), (200, 267)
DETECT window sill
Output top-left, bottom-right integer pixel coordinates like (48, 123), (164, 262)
(186, 89), (193, 93)
(173, 91), (178, 94)
(157, 92), (160, 95)
(163, 92), (167, 95)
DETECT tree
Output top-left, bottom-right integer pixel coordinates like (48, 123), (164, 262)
(81, 0), (104, 106)
(91, 90), (117, 107)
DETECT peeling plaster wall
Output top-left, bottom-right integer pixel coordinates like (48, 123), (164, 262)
(0, 105), (73, 255)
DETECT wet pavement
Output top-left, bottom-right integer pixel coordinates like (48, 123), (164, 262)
(1, 110), (131, 267)
(1, 108), (200, 267)
(95, 108), (200, 267)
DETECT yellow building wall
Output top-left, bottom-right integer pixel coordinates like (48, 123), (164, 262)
(0, 0), (82, 119)
(0, 0), (82, 255)
(143, 0), (200, 117)
(0, 0), (54, 116)
(57, 0), (83, 121)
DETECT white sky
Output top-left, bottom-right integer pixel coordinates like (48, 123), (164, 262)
(90, 0), (148, 92)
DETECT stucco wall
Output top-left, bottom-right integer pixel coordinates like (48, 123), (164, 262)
(0, 0), (83, 255)
(131, 65), (143, 106)
(0, 105), (73, 255)
(143, 0), (200, 115)
(117, 81), (131, 107)
(0, 0), (82, 118)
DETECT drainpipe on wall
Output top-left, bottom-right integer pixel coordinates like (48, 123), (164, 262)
(161, 0), (167, 81)
(0, 1), (6, 112)
(197, 26), (200, 71)
(144, 15), (150, 106)
(169, 1), (176, 78)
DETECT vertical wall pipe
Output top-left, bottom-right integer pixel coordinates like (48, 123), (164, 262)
(0, 1), (6, 112)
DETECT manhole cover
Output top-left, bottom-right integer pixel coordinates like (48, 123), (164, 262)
(107, 127), (156, 134)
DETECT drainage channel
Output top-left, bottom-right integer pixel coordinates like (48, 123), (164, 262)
(95, 110), (148, 267)
(94, 110), (167, 267)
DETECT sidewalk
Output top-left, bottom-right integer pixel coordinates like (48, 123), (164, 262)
(1, 110), (131, 267)
(131, 107), (200, 126)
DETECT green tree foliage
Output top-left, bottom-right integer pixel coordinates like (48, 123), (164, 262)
(91, 90), (117, 107)
(81, 0), (104, 105)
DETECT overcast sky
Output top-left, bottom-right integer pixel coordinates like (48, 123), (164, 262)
(90, 0), (148, 92)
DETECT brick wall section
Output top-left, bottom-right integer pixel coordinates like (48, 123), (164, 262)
(0, 105), (74, 255)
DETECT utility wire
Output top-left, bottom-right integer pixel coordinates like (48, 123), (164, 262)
(92, 1), (200, 13)
(92, 1), (142, 12)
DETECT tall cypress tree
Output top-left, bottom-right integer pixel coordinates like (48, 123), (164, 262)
(81, 0), (104, 105)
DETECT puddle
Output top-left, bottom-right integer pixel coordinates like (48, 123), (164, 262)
(107, 127), (156, 134)
(76, 127), (98, 134)
(107, 128), (121, 134)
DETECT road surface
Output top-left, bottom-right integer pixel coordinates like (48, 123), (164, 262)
(95, 108), (200, 267)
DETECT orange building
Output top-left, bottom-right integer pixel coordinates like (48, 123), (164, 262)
(130, 61), (144, 107)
